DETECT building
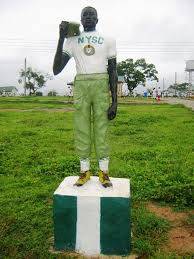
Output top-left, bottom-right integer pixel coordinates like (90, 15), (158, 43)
(66, 82), (73, 97)
(185, 60), (194, 96)
(0, 86), (18, 96)
(118, 76), (130, 97)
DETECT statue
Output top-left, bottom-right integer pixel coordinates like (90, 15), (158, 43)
(53, 6), (118, 188)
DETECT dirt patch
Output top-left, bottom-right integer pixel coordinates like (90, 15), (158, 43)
(164, 226), (194, 254)
(30, 108), (75, 112)
(147, 202), (194, 255)
(0, 108), (75, 112)
(0, 108), (26, 112)
(147, 202), (187, 225)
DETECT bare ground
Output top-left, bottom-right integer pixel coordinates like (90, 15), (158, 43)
(0, 108), (75, 112)
(147, 202), (194, 255)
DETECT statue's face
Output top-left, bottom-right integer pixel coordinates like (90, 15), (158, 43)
(81, 7), (98, 31)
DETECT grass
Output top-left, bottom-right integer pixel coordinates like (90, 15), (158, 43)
(0, 96), (194, 258)
(110, 104), (194, 207)
(132, 203), (170, 255)
(0, 96), (73, 109)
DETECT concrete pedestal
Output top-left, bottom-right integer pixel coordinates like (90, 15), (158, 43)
(53, 176), (131, 256)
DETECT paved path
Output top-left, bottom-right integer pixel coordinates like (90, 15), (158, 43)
(162, 98), (194, 111)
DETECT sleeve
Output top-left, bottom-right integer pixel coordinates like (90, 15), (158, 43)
(62, 38), (74, 58)
(107, 38), (117, 60)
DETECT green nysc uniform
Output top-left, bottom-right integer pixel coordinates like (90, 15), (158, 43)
(63, 30), (116, 169)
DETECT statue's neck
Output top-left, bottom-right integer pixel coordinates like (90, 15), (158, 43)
(84, 26), (96, 32)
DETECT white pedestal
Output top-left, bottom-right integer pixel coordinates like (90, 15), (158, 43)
(53, 176), (131, 256)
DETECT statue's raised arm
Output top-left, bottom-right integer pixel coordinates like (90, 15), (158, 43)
(53, 21), (71, 75)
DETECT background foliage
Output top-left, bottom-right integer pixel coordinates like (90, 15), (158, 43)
(117, 58), (159, 94)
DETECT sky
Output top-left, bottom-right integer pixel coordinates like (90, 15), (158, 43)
(0, 0), (194, 95)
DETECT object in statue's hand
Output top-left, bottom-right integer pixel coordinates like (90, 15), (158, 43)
(60, 21), (80, 39)
(59, 21), (68, 39)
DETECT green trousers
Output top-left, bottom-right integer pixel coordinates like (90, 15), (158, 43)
(74, 73), (110, 160)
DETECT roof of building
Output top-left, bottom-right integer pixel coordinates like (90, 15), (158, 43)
(67, 82), (74, 86)
(0, 86), (18, 92)
(118, 76), (125, 83)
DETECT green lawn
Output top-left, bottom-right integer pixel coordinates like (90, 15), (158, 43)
(0, 96), (155, 110)
(0, 97), (193, 258)
(0, 96), (73, 109)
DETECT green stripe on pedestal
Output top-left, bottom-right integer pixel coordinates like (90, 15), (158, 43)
(100, 197), (131, 255)
(53, 195), (77, 250)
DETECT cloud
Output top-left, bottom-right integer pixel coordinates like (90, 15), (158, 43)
(0, 0), (194, 91)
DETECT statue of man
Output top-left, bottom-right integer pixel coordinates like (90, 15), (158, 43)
(53, 6), (118, 188)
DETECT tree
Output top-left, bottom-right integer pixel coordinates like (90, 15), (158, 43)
(36, 91), (43, 96)
(117, 58), (159, 95)
(48, 90), (58, 96)
(176, 82), (190, 93)
(168, 82), (190, 96)
(19, 67), (52, 95)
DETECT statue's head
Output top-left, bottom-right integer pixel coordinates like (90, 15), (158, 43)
(81, 6), (98, 31)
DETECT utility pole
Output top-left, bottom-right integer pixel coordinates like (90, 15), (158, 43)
(188, 71), (192, 97)
(175, 72), (177, 84)
(174, 72), (177, 97)
(24, 57), (27, 96)
(162, 78), (165, 97)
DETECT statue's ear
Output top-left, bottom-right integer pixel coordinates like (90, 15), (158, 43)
(96, 19), (98, 24)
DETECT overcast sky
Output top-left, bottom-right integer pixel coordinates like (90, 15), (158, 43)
(0, 0), (194, 94)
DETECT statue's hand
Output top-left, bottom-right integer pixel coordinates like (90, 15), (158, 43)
(107, 103), (117, 120)
(59, 21), (68, 39)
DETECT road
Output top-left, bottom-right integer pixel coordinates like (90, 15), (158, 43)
(163, 98), (194, 111)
